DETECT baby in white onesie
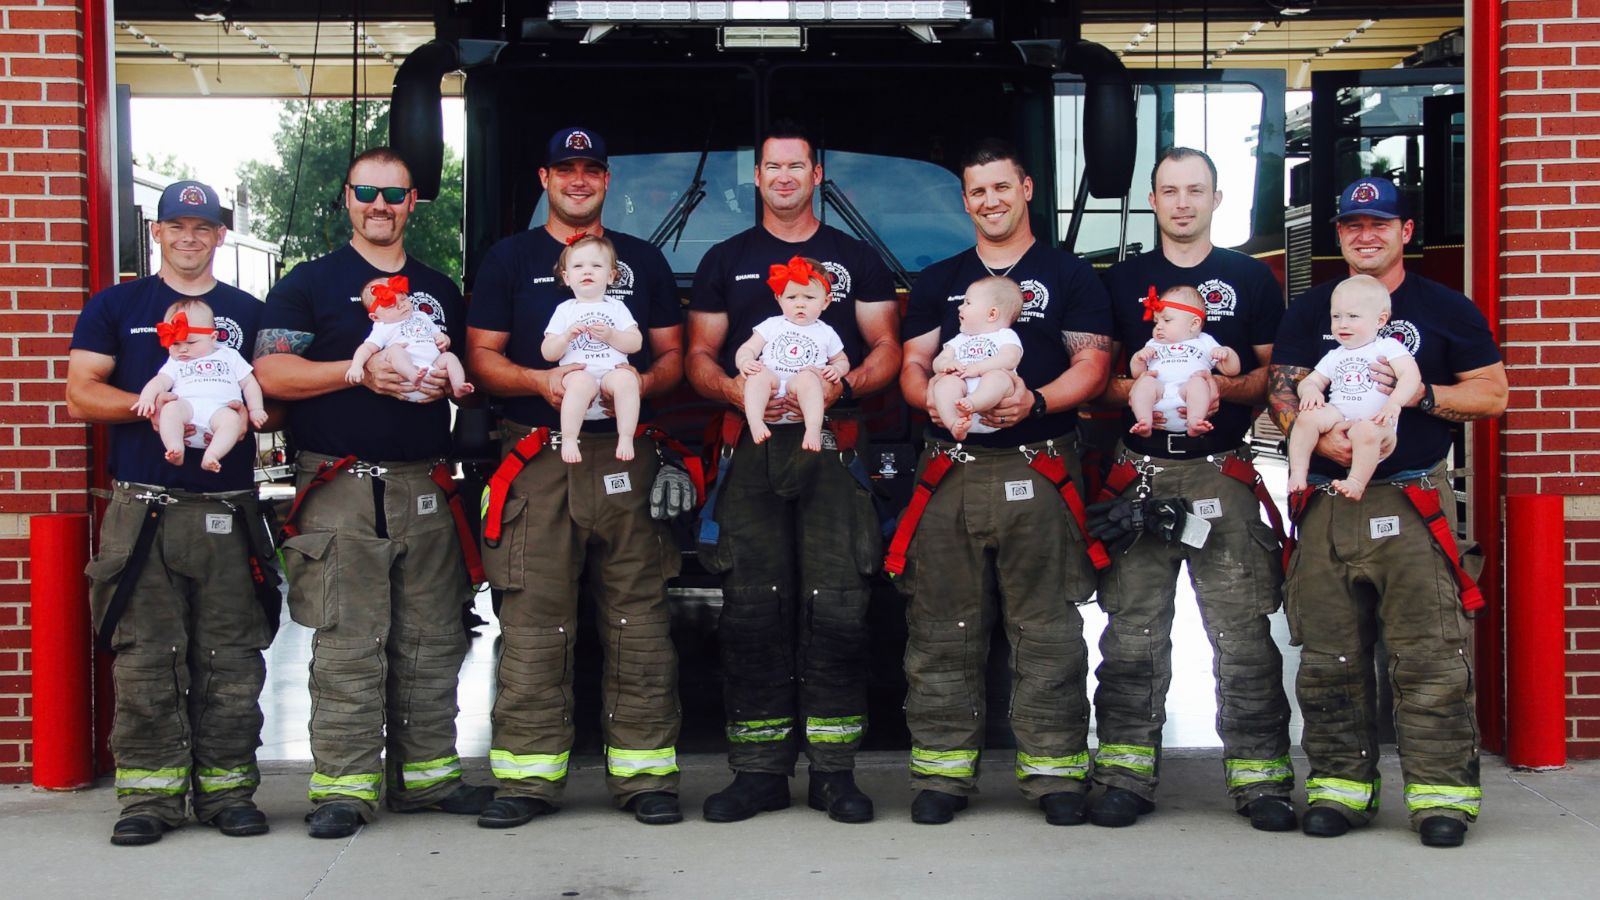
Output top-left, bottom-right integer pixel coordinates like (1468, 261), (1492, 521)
(1128, 284), (1241, 438)
(734, 255), (850, 452)
(541, 234), (643, 463)
(930, 275), (1026, 441)
(345, 274), (473, 401)
(1288, 274), (1422, 500)
(132, 299), (267, 473)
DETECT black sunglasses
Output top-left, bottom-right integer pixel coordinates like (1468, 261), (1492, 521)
(348, 184), (411, 204)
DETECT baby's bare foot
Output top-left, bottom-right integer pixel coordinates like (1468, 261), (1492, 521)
(561, 438), (582, 464)
(615, 438), (635, 462)
(1186, 418), (1213, 437)
(454, 382), (475, 398)
(955, 398), (975, 416)
(1332, 478), (1366, 501)
(164, 447), (184, 465)
(749, 422), (771, 444)
(801, 429), (823, 452)
(200, 455), (222, 473)
(1286, 472), (1308, 494)
(1129, 420), (1154, 437)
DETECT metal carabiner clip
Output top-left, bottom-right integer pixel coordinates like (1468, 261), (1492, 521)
(134, 491), (177, 506)
(351, 463), (389, 479)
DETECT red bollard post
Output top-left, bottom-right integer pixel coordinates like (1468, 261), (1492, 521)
(1505, 494), (1567, 769)
(29, 513), (94, 789)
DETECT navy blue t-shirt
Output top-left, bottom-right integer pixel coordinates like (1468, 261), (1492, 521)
(259, 245), (464, 462)
(467, 227), (681, 431)
(690, 224), (895, 383)
(1272, 272), (1501, 479)
(1102, 246), (1283, 449)
(70, 276), (262, 491)
(902, 243), (1112, 447)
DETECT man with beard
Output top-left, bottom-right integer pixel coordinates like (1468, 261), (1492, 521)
(466, 127), (688, 828)
(255, 148), (491, 839)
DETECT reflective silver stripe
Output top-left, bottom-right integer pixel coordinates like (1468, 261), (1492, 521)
(605, 748), (679, 777)
(1016, 751), (1090, 779)
(490, 749), (570, 781)
(116, 768), (189, 795)
(1306, 777), (1376, 811)
(910, 749), (977, 777)
(196, 767), (259, 793)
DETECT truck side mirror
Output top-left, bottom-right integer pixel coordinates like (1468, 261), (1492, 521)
(391, 41), (460, 202)
(1015, 39), (1137, 201)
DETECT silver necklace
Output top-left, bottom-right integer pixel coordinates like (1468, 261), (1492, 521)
(978, 240), (1032, 278)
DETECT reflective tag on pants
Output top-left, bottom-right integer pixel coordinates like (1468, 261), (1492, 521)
(1192, 498), (1223, 519)
(417, 493), (438, 515)
(605, 472), (632, 495)
(1370, 515), (1400, 539)
(1004, 480), (1034, 501)
(205, 513), (232, 535)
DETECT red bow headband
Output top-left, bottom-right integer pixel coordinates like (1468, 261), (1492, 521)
(370, 275), (410, 309)
(767, 256), (830, 297)
(156, 311), (206, 347)
(565, 231), (589, 246)
(1142, 285), (1205, 322)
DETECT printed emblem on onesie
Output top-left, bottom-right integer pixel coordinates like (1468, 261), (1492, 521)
(1332, 356), (1373, 397)
(212, 315), (244, 350)
(410, 290), (448, 328)
(957, 336), (998, 365)
(1381, 319), (1421, 356)
(1197, 278), (1238, 319)
(1157, 342), (1204, 363)
(1018, 279), (1050, 318)
(770, 330), (823, 372)
(572, 311), (619, 354)
(821, 261), (851, 303)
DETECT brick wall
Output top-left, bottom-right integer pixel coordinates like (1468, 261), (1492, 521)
(0, 2), (93, 783)
(1499, 0), (1600, 757)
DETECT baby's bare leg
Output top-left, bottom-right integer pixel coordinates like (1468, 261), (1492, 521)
(931, 375), (971, 439)
(1127, 376), (1163, 438)
(1333, 419), (1393, 501)
(743, 370), (779, 444)
(158, 399), (193, 465)
(201, 406), (244, 472)
(602, 368), (641, 461)
(434, 351), (474, 398)
(960, 371), (1013, 416)
(1286, 406), (1345, 493)
(381, 344), (421, 385)
(1179, 372), (1214, 436)
(790, 369), (827, 452)
(560, 370), (600, 463)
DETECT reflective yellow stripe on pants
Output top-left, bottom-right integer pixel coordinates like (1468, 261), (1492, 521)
(1095, 744), (1156, 776)
(911, 748), (978, 778)
(402, 754), (464, 790)
(116, 766), (190, 796)
(1224, 755), (1294, 789)
(1016, 751), (1090, 780)
(490, 749), (570, 782)
(309, 771), (381, 802)
(1405, 783), (1481, 816)
(1306, 776), (1379, 812)
(606, 746), (680, 777)
(196, 765), (260, 794)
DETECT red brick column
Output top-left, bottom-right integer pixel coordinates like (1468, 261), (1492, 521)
(1499, 0), (1600, 758)
(0, 2), (95, 783)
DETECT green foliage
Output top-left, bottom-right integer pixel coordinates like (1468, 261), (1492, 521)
(236, 99), (464, 281)
(137, 152), (197, 180)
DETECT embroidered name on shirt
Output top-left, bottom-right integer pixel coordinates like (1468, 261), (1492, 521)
(533, 276), (557, 284)
(735, 273), (762, 281)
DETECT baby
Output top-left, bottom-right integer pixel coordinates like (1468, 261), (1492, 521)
(541, 234), (643, 463)
(1288, 274), (1421, 500)
(132, 299), (267, 473)
(735, 255), (850, 452)
(930, 275), (1025, 440)
(1128, 285), (1241, 438)
(346, 275), (473, 401)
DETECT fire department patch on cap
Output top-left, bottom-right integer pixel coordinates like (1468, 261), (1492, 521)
(566, 130), (592, 150)
(179, 185), (207, 205)
(1351, 182), (1380, 203)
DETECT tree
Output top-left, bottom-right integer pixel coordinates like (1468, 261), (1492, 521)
(237, 99), (464, 281)
(137, 152), (196, 180)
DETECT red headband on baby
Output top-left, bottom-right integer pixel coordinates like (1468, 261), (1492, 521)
(156, 311), (202, 347)
(1142, 285), (1205, 322)
(370, 275), (409, 309)
(767, 256), (829, 297)
(565, 231), (589, 246)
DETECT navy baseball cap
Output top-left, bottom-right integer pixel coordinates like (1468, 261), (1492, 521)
(157, 180), (225, 225)
(546, 127), (608, 168)
(1330, 177), (1406, 222)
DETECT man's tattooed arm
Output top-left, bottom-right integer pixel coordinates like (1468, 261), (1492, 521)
(1063, 330), (1111, 357)
(254, 328), (313, 360)
(1267, 364), (1309, 435)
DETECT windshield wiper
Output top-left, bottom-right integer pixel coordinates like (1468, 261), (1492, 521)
(649, 139), (709, 252)
(820, 179), (912, 292)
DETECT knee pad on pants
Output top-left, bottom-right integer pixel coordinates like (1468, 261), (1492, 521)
(1390, 650), (1476, 756)
(112, 650), (190, 757)
(1095, 619), (1166, 722)
(310, 637), (387, 740)
(393, 627), (470, 725)
(497, 625), (575, 724)
(804, 588), (869, 684)
(192, 647), (266, 758)
(719, 586), (792, 690)
(1213, 623), (1289, 733)
(1010, 623), (1088, 724)
(1296, 650), (1370, 758)
(608, 613), (678, 722)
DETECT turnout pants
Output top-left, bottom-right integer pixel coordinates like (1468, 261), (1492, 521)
(1092, 447), (1292, 809)
(481, 423), (682, 807)
(87, 483), (275, 826)
(279, 453), (471, 817)
(1285, 465), (1481, 827)
(701, 422), (881, 775)
(898, 438), (1097, 800)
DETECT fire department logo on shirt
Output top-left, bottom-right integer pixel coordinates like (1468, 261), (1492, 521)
(571, 311), (620, 353)
(1018, 279), (1049, 319)
(821, 261), (850, 304)
(1197, 278), (1238, 319)
(212, 315), (244, 350)
(1382, 318), (1421, 356)
(410, 290), (448, 328)
(768, 331), (825, 372)
(605, 260), (636, 301)
(956, 336), (998, 364)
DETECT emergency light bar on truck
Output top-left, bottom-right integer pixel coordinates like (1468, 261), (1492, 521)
(548, 1), (971, 45)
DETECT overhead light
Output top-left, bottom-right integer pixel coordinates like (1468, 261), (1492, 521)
(720, 25), (804, 48)
(548, 1), (969, 25)
(1280, 6), (1311, 13)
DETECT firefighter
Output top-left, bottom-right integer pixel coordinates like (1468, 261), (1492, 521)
(255, 148), (493, 839)
(66, 181), (279, 845)
(894, 138), (1112, 825)
(1268, 177), (1507, 847)
(685, 121), (901, 824)
(1090, 147), (1296, 831)
(465, 127), (689, 827)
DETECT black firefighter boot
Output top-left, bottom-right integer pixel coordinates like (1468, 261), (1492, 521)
(807, 769), (874, 823)
(703, 772), (791, 823)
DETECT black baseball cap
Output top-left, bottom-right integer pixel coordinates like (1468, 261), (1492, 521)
(546, 127), (608, 168)
(157, 180), (225, 225)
